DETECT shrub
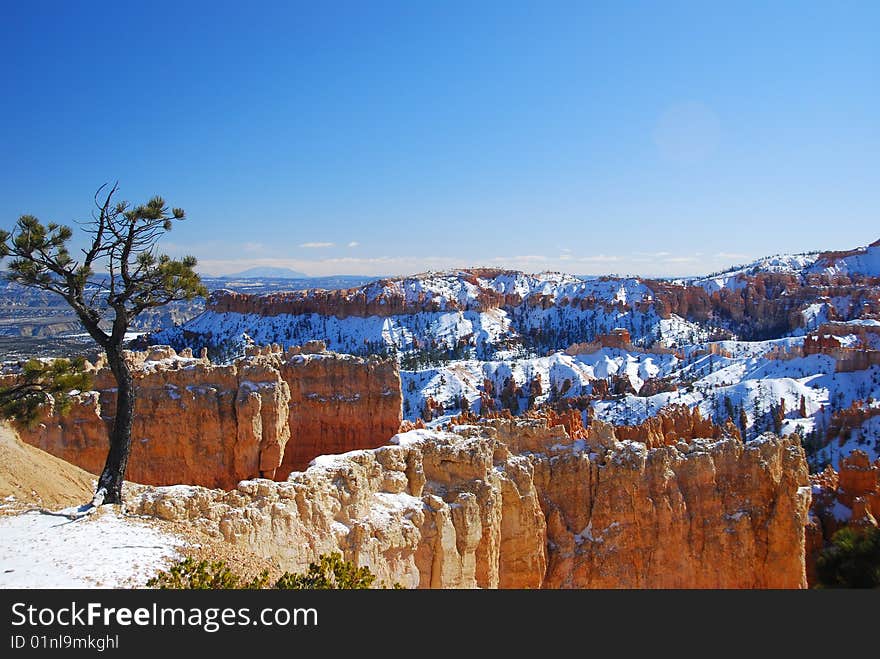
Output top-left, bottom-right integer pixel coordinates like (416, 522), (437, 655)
(815, 526), (880, 589)
(146, 558), (270, 589)
(147, 553), (381, 590)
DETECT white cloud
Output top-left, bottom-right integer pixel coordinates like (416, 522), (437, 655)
(714, 251), (751, 261)
(577, 254), (622, 263)
(299, 242), (335, 249)
(347, 241), (360, 248)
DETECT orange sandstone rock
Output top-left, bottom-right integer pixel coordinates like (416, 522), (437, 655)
(615, 403), (739, 448)
(805, 452), (880, 585)
(276, 351), (402, 479)
(129, 419), (811, 589)
(17, 346), (402, 489)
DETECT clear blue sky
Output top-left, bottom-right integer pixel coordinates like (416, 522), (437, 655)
(1, 1), (877, 277)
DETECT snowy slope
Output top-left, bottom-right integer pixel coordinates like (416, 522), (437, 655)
(0, 507), (183, 588)
(681, 253), (821, 293)
(155, 238), (880, 362)
(156, 271), (710, 360)
(402, 348), (680, 419)
(805, 242), (880, 278)
(401, 325), (880, 473)
(681, 241), (880, 294)
(813, 414), (880, 469)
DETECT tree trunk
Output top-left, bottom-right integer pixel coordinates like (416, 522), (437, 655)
(96, 346), (134, 505)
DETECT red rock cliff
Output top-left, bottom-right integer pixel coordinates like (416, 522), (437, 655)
(277, 350), (403, 479)
(17, 347), (290, 489)
(16, 345), (402, 489)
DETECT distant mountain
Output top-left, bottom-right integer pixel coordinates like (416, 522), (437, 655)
(219, 267), (308, 279)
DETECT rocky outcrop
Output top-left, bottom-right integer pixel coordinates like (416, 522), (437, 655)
(806, 451), (880, 585)
(17, 345), (402, 489)
(130, 419), (811, 588)
(615, 404), (741, 448)
(564, 328), (633, 355)
(277, 350), (403, 479)
(803, 328), (880, 372)
(18, 349), (290, 488)
(838, 450), (880, 518)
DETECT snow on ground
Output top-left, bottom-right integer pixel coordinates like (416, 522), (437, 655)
(0, 507), (184, 588)
(679, 252), (821, 292)
(157, 309), (514, 356)
(806, 243), (880, 277)
(401, 349), (680, 421)
(678, 243), (880, 292)
(157, 270), (713, 360)
(402, 329), (880, 454)
(815, 415), (880, 470)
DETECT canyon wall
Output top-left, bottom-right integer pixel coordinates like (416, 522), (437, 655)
(278, 351), (403, 479)
(130, 419), (811, 588)
(802, 326), (880, 372)
(16, 345), (402, 489)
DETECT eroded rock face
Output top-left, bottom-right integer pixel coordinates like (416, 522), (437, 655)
(277, 351), (403, 479)
(838, 450), (880, 516)
(615, 403), (741, 448)
(537, 422), (808, 588)
(18, 350), (290, 488)
(16, 346), (402, 489)
(129, 420), (810, 588)
(805, 451), (879, 585)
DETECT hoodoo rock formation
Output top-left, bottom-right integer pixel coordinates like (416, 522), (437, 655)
(15, 345), (402, 489)
(201, 261), (880, 344)
(130, 419), (811, 588)
(615, 404), (741, 448)
(806, 450), (880, 585)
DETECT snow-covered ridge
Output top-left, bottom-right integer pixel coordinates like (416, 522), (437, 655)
(806, 241), (880, 277)
(359, 269), (637, 308)
(680, 239), (880, 293)
(208, 269), (657, 315)
(153, 240), (880, 390)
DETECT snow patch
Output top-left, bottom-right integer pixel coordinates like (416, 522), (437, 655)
(0, 508), (184, 588)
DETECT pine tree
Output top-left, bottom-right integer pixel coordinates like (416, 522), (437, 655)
(0, 184), (206, 507)
(0, 358), (91, 426)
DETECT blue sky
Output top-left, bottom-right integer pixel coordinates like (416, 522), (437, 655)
(1, 1), (877, 277)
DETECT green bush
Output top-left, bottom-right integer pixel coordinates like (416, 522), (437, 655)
(816, 526), (880, 589)
(145, 558), (270, 589)
(273, 553), (376, 589)
(0, 357), (91, 427)
(147, 553), (381, 590)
